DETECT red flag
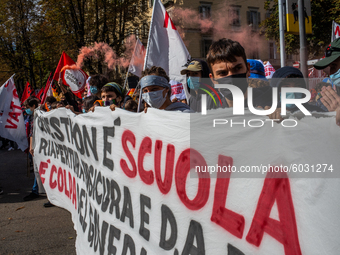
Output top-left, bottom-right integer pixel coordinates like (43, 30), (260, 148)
(53, 52), (76, 81)
(21, 81), (35, 104)
(41, 73), (53, 104)
(36, 87), (44, 101)
(53, 52), (88, 98)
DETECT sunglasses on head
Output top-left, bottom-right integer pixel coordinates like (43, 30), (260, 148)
(325, 46), (340, 57)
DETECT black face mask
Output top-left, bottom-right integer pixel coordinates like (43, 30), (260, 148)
(215, 73), (248, 100)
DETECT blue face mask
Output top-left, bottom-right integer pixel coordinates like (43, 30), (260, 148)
(142, 89), (167, 109)
(280, 92), (303, 108)
(330, 69), (340, 87)
(187, 76), (201, 90)
(90, 86), (98, 94)
(82, 108), (86, 113)
(25, 109), (33, 115)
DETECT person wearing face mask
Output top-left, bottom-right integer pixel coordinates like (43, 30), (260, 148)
(88, 74), (109, 98)
(101, 82), (124, 107)
(270, 66), (325, 113)
(181, 59), (226, 112)
(140, 66), (192, 113)
(207, 38), (275, 110)
(314, 38), (340, 113)
(45, 96), (57, 111)
(23, 96), (41, 202)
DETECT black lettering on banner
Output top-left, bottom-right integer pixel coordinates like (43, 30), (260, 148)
(139, 194), (151, 241)
(122, 234), (136, 255)
(88, 204), (94, 246)
(50, 117), (64, 141)
(182, 220), (205, 255)
(109, 180), (121, 219)
(87, 165), (94, 197)
(39, 138), (48, 155)
(50, 141), (56, 158)
(101, 177), (111, 213)
(96, 171), (103, 205)
(71, 123), (85, 155)
(60, 117), (71, 143)
(58, 144), (65, 164)
(63, 145), (70, 166)
(103, 126), (115, 171)
(73, 151), (80, 175)
(83, 126), (98, 161)
(120, 186), (134, 228)
(43, 117), (51, 135)
(140, 248), (147, 255)
(77, 184), (88, 233)
(227, 244), (245, 255)
(55, 141), (60, 158)
(159, 204), (177, 250)
(108, 224), (121, 255)
(92, 208), (109, 255)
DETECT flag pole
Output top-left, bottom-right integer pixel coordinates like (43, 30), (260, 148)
(123, 38), (141, 92)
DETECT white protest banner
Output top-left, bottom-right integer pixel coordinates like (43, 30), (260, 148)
(0, 75), (28, 151)
(32, 107), (340, 255)
(332, 21), (340, 42)
(144, 0), (190, 87)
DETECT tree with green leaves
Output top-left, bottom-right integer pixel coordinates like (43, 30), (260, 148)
(262, 0), (340, 58)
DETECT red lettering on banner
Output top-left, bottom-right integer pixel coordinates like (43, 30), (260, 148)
(57, 167), (63, 192)
(13, 88), (19, 99)
(50, 165), (57, 189)
(175, 148), (210, 210)
(164, 11), (177, 30)
(5, 101), (22, 129)
(211, 155), (245, 239)
(120, 130), (137, 178)
(48, 164), (76, 209)
(246, 171), (302, 255)
(39, 160), (50, 184)
(154, 140), (175, 194)
(64, 169), (70, 198)
(138, 137), (154, 185)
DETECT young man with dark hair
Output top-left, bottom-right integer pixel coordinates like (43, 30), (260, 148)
(207, 38), (281, 119)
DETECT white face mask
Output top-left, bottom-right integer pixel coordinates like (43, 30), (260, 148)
(142, 89), (167, 109)
(330, 68), (340, 87)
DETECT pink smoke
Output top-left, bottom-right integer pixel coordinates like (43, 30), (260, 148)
(171, 3), (264, 59)
(76, 36), (140, 71)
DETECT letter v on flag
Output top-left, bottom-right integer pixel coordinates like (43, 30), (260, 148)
(144, 0), (191, 92)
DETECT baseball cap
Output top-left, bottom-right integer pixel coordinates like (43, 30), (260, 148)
(247, 59), (267, 80)
(314, 38), (340, 70)
(180, 61), (202, 75)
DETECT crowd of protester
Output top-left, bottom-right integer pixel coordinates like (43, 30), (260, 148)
(1, 37), (340, 203)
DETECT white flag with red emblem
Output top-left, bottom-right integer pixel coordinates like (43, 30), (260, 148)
(0, 75), (28, 151)
(332, 21), (340, 42)
(144, 0), (191, 85)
